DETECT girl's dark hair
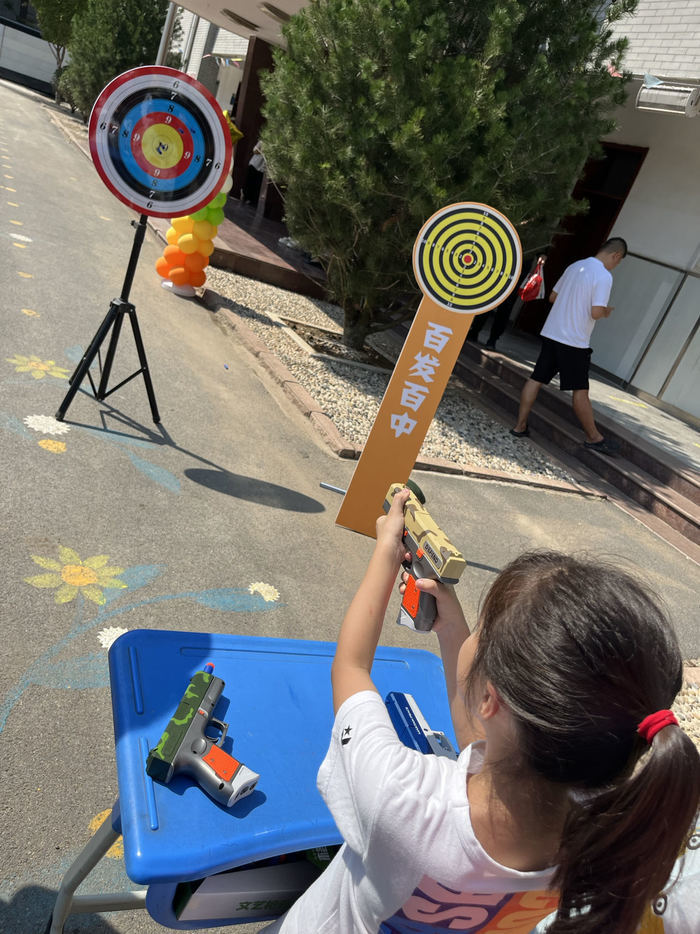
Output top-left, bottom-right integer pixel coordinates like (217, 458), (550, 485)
(467, 551), (700, 934)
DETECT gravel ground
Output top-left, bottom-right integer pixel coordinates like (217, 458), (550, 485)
(205, 267), (700, 751)
(205, 267), (579, 487)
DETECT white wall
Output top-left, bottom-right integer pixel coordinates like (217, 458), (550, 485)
(604, 84), (700, 273)
(0, 22), (56, 86)
(590, 85), (700, 419)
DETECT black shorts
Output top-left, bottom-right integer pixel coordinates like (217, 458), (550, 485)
(531, 337), (592, 391)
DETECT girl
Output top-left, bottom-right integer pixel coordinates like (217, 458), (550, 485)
(263, 488), (700, 933)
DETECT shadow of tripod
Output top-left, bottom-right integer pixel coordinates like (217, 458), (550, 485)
(56, 214), (160, 424)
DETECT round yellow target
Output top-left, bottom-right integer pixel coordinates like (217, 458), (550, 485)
(413, 202), (522, 313)
(140, 124), (183, 169)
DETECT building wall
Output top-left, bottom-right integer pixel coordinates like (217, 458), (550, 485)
(589, 84), (700, 420)
(605, 84), (700, 273)
(0, 19), (55, 93)
(180, 10), (246, 101)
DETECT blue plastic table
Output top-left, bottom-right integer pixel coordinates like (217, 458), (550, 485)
(49, 629), (455, 931)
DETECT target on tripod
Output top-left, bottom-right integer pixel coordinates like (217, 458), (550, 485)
(89, 66), (232, 218)
(413, 202), (522, 313)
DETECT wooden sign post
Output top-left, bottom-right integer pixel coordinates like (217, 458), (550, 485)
(336, 202), (522, 537)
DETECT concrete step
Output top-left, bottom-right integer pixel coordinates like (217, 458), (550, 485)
(453, 348), (700, 549)
(460, 345), (700, 507)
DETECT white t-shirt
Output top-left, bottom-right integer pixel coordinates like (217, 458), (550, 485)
(531, 820), (700, 934)
(261, 691), (557, 933)
(540, 257), (612, 349)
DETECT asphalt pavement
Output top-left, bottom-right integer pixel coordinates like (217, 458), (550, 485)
(1, 78), (699, 934)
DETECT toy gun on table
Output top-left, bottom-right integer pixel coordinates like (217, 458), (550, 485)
(384, 482), (467, 632)
(146, 664), (259, 807)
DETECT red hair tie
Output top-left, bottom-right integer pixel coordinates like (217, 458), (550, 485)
(637, 709), (678, 744)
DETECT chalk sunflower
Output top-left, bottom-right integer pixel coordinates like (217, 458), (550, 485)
(6, 354), (69, 380)
(38, 439), (67, 454)
(25, 547), (127, 605)
(248, 581), (280, 603)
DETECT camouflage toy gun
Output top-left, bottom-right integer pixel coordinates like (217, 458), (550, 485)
(384, 482), (467, 632)
(146, 664), (259, 807)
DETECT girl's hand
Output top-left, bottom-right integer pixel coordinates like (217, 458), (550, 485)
(399, 573), (468, 635)
(375, 486), (412, 567)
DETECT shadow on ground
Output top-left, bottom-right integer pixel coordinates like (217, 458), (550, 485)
(184, 468), (326, 512)
(1, 885), (121, 934)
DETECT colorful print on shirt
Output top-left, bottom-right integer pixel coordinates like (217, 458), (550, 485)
(379, 877), (559, 933)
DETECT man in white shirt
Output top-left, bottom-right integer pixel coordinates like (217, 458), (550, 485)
(510, 237), (627, 456)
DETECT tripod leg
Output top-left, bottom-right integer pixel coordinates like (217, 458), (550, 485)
(56, 302), (120, 421)
(96, 301), (127, 401)
(127, 306), (160, 423)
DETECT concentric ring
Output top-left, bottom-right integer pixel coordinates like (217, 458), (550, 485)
(413, 203), (522, 313)
(89, 66), (232, 218)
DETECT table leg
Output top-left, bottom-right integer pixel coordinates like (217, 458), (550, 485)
(48, 801), (146, 933)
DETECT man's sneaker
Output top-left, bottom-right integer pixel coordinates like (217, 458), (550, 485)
(584, 438), (620, 456)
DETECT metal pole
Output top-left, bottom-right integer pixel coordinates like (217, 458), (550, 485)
(320, 483), (347, 495)
(155, 2), (178, 66)
(182, 13), (200, 71)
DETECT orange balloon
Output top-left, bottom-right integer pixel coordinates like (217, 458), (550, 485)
(169, 266), (191, 286)
(184, 251), (208, 272)
(163, 245), (187, 266)
(165, 226), (178, 245)
(189, 268), (207, 288)
(198, 238), (215, 257)
(155, 256), (171, 278)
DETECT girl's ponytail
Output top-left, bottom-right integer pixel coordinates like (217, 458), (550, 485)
(551, 722), (700, 933)
(469, 552), (700, 934)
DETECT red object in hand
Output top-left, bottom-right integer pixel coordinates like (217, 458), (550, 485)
(519, 257), (545, 302)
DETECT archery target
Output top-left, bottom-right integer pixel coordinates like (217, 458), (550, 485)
(413, 203), (522, 313)
(89, 66), (232, 218)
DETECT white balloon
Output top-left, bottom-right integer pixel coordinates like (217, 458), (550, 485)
(221, 174), (233, 194)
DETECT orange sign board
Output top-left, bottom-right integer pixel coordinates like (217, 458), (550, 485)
(336, 202), (521, 537)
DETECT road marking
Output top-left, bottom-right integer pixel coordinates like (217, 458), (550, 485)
(17, 271), (33, 278)
(10, 232), (32, 242)
(7, 201), (19, 206)
(10, 219), (23, 225)
(12, 242), (26, 249)
(609, 395), (647, 408)
(21, 309), (40, 317)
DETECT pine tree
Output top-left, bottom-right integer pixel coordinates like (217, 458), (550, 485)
(32, 0), (87, 73)
(61, 0), (171, 120)
(262, 0), (636, 348)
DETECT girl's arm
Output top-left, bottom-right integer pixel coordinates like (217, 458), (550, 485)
(331, 488), (412, 714)
(407, 576), (484, 751)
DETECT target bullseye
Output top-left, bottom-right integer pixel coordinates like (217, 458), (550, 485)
(413, 202), (522, 313)
(89, 66), (232, 218)
(141, 123), (183, 167)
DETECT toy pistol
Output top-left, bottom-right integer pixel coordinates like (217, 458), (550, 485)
(146, 664), (259, 807)
(384, 482), (466, 632)
(386, 692), (457, 759)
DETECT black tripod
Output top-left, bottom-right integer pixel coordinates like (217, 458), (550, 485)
(56, 214), (160, 423)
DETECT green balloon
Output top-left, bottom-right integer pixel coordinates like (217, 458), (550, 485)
(207, 207), (225, 226)
(212, 191), (227, 208)
(191, 206), (210, 221)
